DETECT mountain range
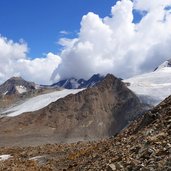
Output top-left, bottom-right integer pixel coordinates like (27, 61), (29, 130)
(0, 61), (171, 144)
(0, 59), (171, 170)
(0, 74), (145, 146)
(0, 64), (171, 170)
(51, 73), (104, 89)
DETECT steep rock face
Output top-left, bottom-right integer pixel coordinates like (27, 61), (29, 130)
(0, 74), (143, 146)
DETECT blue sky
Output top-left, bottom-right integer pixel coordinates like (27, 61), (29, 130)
(0, 0), (119, 58)
(0, 0), (171, 84)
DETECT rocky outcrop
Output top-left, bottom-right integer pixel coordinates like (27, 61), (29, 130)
(0, 74), (144, 146)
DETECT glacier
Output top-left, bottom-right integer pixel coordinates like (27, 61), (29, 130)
(1, 89), (84, 117)
(124, 67), (171, 106)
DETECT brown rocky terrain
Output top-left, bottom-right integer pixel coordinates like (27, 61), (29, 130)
(0, 87), (171, 170)
(0, 74), (144, 146)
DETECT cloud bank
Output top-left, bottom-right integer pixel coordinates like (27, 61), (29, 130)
(52, 0), (171, 81)
(0, 36), (61, 84)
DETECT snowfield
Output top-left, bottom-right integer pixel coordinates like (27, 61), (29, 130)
(124, 67), (171, 106)
(1, 89), (84, 117)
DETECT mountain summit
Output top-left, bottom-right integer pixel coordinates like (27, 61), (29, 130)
(154, 59), (171, 71)
(0, 77), (36, 96)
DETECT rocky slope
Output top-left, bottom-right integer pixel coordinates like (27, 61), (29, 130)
(0, 74), (144, 146)
(0, 84), (170, 170)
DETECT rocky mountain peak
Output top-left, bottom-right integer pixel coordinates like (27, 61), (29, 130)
(0, 76), (36, 96)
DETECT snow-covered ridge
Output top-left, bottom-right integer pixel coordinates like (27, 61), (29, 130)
(124, 67), (171, 106)
(155, 59), (171, 71)
(1, 89), (84, 117)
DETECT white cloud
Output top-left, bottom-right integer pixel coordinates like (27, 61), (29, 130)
(52, 0), (171, 81)
(133, 0), (171, 12)
(59, 30), (70, 35)
(0, 36), (61, 84)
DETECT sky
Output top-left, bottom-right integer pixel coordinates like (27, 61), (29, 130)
(0, 0), (116, 58)
(0, 0), (171, 84)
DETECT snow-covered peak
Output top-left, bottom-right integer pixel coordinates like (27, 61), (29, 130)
(154, 59), (171, 71)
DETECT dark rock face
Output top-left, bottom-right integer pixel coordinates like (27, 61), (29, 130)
(0, 74), (144, 146)
(0, 77), (36, 96)
(51, 74), (104, 89)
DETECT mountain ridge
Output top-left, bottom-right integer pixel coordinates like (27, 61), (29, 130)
(0, 74), (144, 146)
(51, 73), (104, 89)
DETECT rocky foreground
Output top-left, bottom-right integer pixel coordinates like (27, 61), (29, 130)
(0, 94), (171, 170)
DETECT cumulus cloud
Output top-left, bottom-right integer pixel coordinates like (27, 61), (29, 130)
(0, 36), (61, 84)
(52, 0), (171, 81)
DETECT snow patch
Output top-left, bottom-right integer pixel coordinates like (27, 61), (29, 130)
(16, 85), (27, 94)
(0, 155), (12, 161)
(2, 89), (84, 117)
(29, 156), (43, 161)
(70, 79), (80, 89)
